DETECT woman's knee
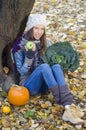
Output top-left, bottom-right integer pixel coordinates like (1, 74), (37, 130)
(40, 63), (50, 72)
(52, 64), (61, 70)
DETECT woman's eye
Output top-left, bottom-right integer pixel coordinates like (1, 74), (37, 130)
(34, 27), (38, 30)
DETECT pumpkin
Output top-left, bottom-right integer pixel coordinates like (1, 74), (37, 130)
(8, 84), (30, 106)
(2, 106), (11, 114)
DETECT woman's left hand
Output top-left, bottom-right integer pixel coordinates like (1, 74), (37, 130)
(25, 42), (36, 51)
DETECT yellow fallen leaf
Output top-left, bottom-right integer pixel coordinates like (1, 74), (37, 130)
(41, 103), (48, 109)
(52, 106), (63, 113)
(68, 72), (78, 77)
(3, 66), (9, 74)
(72, 86), (77, 91)
(44, 4), (50, 10)
(34, 2), (38, 7)
(81, 45), (86, 49)
(51, 0), (57, 4)
(28, 119), (34, 127)
(78, 95), (84, 100)
(68, 31), (75, 35)
(68, 19), (76, 23)
(41, 101), (52, 109)
(62, 121), (70, 127)
(37, 111), (47, 118)
(2, 128), (11, 130)
(82, 32), (86, 38)
(31, 123), (39, 128)
(37, 111), (44, 116)
(1, 118), (10, 127)
(78, 34), (84, 39)
(0, 87), (2, 91)
(0, 119), (2, 125)
(80, 90), (86, 96)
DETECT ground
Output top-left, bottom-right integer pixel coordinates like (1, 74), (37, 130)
(0, 0), (86, 130)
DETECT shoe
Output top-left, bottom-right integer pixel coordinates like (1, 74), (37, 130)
(70, 104), (84, 118)
(62, 105), (84, 125)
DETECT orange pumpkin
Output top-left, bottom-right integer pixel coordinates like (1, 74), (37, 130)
(8, 85), (30, 106)
(2, 106), (11, 114)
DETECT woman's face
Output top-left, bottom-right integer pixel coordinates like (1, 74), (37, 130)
(33, 24), (45, 40)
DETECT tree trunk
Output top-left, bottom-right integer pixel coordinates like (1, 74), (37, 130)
(0, 0), (35, 91)
(0, 0), (35, 71)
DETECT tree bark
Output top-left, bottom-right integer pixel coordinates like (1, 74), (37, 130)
(0, 0), (35, 91)
(0, 0), (35, 71)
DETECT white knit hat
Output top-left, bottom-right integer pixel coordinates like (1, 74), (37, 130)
(25, 14), (46, 32)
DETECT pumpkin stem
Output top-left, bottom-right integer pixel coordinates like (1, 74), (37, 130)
(12, 84), (20, 88)
(12, 84), (20, 87)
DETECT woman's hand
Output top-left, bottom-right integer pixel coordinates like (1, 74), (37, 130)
(25, 42), (36, 51)
(25, 42), (36, 59)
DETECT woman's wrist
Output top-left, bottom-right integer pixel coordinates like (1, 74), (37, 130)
(25, 50), (36, 59)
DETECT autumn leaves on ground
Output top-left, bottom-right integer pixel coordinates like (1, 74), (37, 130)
(0, 0), (86, 130)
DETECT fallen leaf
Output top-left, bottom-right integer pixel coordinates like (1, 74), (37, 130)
(24, 110), (36, 119)
(41, 101), (52, 109)
(72, 85), (77, 92)
(3, 67), (9, 74)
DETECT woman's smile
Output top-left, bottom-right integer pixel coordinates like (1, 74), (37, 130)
(33, 25), (45, 40)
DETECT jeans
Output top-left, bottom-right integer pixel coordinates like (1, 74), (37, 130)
(24, 63), (66, 95)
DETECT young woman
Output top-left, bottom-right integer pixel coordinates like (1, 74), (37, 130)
(12, 14), (84, 125)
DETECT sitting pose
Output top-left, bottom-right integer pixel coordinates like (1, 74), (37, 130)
(11, 14), (84, 125)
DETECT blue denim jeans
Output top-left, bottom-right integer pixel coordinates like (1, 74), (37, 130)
(24, 63), (66, 95)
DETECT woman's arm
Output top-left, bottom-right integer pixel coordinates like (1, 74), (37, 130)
(14, 51), (34, 76)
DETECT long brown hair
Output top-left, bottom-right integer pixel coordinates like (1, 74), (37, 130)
(24, 28), (47, 56)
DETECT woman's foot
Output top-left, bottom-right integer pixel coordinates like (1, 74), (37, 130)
(70, 104), (84, 118)
(62, 105), (84, 125)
